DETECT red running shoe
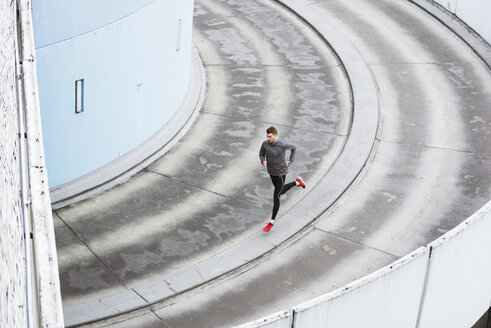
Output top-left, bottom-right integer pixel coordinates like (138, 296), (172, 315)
(263, 222), (274, 232)
(296, 177), (306, 189)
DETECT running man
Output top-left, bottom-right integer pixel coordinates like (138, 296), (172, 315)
(259, 126), (306, 232)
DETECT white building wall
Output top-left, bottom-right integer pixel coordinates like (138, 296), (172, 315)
(32, 0), (195, 187)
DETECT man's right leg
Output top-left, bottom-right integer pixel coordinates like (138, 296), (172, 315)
(271, 175), (284, 221)
(264, 175), (283, 232)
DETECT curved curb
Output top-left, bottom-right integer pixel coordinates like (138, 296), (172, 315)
(277, 0), (379, 221)
(63, 2), (380, 326)
(50, 46), (205, 209)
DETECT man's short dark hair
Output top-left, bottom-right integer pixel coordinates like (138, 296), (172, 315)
(266, 126), (277, 135)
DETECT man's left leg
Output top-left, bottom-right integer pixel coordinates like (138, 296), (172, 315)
(281, 176), (296, 196)
(281, 175), (306, 196)
(263, 175), (306, 232)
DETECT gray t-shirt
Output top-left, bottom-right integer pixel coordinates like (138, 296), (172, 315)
(259, 139), (296, 176)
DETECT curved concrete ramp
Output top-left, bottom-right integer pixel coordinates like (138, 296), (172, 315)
(55, 0), (491, 327)
(56, 0), (357, 324)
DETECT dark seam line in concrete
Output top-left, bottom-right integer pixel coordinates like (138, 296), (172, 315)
(198, 111), (348, 137)
(152, 309), (167, 324)
(131, 288), (150, 304)
(368, 60), (482, 67)
(163, 279), (178, 294)
(55, 212), (129, 289)
(313, 226), (400, 259)
(199, 111), (263, 120)
(378, 138), (482, 155)
(422, 144), (484, 154)
(195, 267), (206, 281)
(203, 63), (342, 68)
(262, 120), (348, 138)
(143, 169), (263, 210)
(98, 298), (120, 313)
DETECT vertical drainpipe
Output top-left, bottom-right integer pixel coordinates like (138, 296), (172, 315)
(14, 0), (37, 325)
(17, 0), (65, 326)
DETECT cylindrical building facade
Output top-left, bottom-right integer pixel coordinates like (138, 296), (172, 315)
(32, 0), (195, 188)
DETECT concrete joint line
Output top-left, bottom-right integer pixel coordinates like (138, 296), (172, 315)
(130, 288), (150, 305)
(415, 245), (435, 328)
(163, 280), (177, 294)
(145, 169), (262, 209)
(261, 120), (349, 138)
(56, 213), (128, 290)
(379, 137), (483, 155)
(316, 227), (400, 259)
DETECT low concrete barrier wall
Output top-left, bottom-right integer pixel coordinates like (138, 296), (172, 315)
(236, 311), (293, 328)
(432, 0), (491, 44)
(293, 248), (429, 327)
(418, 202), (491, 328)
(236, 200), (491, 328)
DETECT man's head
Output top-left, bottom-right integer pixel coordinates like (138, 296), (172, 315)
(266, 126), (278, 143)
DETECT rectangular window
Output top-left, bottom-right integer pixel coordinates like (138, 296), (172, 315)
(176, 19), (182, 52)
(75, 79), (84, 114)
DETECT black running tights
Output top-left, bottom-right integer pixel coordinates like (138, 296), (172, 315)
(270, 175), (296, 221)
